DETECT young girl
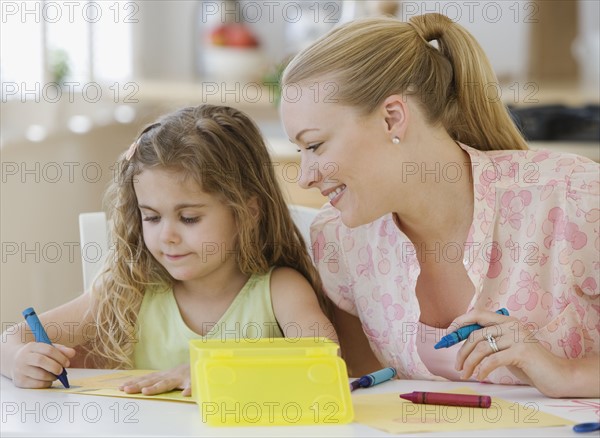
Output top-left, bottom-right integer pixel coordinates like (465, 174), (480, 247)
(1, 104), (336, 396)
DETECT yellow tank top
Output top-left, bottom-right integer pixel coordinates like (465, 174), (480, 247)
(133, 269), (283, 370)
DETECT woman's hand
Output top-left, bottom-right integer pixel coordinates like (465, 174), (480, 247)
(12, 342), (75, 389)
(119, 364), (191, 396)
(452, 309), (598, 398)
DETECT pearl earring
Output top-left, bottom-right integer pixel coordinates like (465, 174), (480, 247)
(392, 136), (400, 144)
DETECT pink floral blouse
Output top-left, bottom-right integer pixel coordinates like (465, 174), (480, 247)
(311, 144), (599, 384)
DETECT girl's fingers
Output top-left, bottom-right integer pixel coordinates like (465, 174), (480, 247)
(22, 363), (61, 382)
(13, 373), (55, 389)
(29, 343), (71, 369)
(12, 343), (73, 389)
(121, 379), (153, 393)
(140, 378), (178, 395)
(26, 348), (69, 376)
(120, 366), (189, 396)
(120, 373), (167, 393)
(53, 343), (77, 359)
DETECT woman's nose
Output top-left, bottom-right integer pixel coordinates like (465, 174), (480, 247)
(298, 153), (322, 190)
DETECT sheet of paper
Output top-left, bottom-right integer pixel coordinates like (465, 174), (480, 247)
(353, 388), (574, 434)
(49, 370), (194, 403)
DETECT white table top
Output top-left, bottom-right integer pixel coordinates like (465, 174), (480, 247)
(2, 369), (598, 437)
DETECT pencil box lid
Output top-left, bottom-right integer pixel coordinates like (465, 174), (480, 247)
(189, 337), (354, 426)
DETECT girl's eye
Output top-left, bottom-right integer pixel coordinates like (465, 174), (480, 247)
(181, 216), (200, 224)
(142, 216), (160, 223)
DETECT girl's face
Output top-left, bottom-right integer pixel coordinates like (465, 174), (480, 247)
(133, 167), (239, 284)
(280, 82), (395, 228)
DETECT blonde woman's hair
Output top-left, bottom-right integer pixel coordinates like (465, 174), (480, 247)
(282, 13), (527, 151)
(87, 104), (328, 368)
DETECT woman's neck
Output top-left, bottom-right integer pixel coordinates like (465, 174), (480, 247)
(393, 137), (474, 246)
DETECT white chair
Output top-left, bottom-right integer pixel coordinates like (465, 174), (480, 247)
(78, 205), (319, 291)
(78, 212), (109, 291)
(287, 204), (319, 248)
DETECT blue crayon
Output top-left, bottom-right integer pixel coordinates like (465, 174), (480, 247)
(351, 367), (397, 391)
(22, 307), (70, 388)
(573, 422), (600, 433)
(434, 308), (509, 349)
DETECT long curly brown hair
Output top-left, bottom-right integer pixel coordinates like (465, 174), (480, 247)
(87, 105), (329, 368)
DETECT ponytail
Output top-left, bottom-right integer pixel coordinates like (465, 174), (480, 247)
(283, 13), (528, 151)
(408, 14), (527, 150)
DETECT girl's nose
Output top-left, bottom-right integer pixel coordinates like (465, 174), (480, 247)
(159, 221), (180, 244)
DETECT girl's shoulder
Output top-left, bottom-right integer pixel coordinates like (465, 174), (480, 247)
(269, 266), (316, 304)
(269, 266), (309, 289)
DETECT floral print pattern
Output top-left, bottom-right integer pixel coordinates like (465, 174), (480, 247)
(312, 144), (599, 384)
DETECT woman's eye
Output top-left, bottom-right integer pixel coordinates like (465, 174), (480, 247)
(142, 216), (160, 223)
(296, 142), (323, 153)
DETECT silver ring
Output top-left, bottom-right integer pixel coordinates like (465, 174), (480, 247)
(485, 334), (499, 353)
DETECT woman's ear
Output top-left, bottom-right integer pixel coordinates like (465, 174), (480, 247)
(381, 94), (409, 141)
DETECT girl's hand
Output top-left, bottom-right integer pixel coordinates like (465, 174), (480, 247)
(119, 364), (191, 396)
(12, 343), (75, 389)
(452, 309), (573, 397)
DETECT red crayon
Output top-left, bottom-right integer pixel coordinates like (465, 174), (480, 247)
(400, 391), (492, 408)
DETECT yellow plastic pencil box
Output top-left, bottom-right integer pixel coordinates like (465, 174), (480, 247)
(189, 337), (354, 426)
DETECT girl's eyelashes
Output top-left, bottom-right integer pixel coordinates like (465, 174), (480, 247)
(141, 215), (200, 224)
(181, 216), (200, 224)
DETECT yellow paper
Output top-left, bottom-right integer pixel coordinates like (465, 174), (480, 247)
(353, 388), (574, 434)
(49, 370), (194, 403)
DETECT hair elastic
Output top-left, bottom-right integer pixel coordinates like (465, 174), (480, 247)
(125, 139), (140, 161)
(125, 123), (161, 161)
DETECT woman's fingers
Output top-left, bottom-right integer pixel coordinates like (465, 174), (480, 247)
(455, 323), (504, 372)
(457, 329), (507, 378)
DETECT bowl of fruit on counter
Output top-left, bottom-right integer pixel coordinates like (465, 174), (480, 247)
(203, 22), (266, 82)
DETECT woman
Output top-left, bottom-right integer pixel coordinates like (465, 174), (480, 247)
(280, 13), (599, 397)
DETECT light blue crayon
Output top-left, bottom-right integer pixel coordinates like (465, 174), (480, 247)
(434, 308), (509, 349)
(22, 307), (70, 388)
(357, 367), (397, 388)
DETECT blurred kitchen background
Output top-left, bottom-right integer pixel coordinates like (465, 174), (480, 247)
(1, 0), (599, 324)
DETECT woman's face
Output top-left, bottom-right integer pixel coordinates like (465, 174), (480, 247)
(281, 81), (395, 228)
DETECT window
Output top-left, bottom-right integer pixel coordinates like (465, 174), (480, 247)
(1, 0), (134, 101)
